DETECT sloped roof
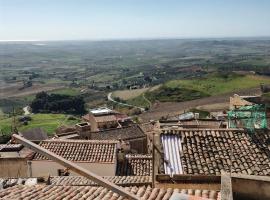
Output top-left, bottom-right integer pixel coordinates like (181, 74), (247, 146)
(0, 144), (23, 152)
(0, 185), (220, 200)
(82, 113), (118, 123)
(90, 125), (146, 141)
(33, 139), (117, 163)
(161, 129), (270, 176)
(116, 154), (152, 176)
(50, 176), (152, 186)
(20, 128), (48, 141)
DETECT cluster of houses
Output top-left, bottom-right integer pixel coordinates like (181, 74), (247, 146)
(1, 92), (270, 199)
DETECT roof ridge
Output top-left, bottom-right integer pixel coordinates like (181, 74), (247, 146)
(41, 139), (119, 144)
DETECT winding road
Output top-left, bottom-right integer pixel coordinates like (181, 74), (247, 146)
(107, 92), (145, 111)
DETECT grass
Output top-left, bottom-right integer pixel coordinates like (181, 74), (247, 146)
(165, 74), (270, 95)
(49, 88), (81, 96)
(126, 73), (270, 106)
(126, 94), (151, 109)
(145, 86), (209, 102)
(0, 113), (80, 135)
(112, 88), (149, 100)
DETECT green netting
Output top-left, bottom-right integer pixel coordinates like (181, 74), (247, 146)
(228, 104), (267, 132)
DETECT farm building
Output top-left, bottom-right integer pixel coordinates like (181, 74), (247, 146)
(29, 139), (118, 177)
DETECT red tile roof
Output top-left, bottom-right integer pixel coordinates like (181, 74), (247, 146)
(161, 129), (270, 176)
(50, 176), (152, 186)
(117, 154), (152, 176)
(0, 185), (219, 200)
(33, 139), (117, 163)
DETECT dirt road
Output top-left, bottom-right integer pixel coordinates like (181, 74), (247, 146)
(139, 87), (261, 122)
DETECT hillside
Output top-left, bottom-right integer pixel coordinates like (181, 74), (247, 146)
(114, 73), (270, 109)
(0, 114), (80, 135)
(145, 73), (270, 102)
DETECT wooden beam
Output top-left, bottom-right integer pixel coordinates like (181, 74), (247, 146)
(12, 134), (139, 200)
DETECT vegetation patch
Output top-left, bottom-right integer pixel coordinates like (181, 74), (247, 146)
(112, 88), (149, 100)
(49, 88), (81, 96)
(145, 85), (209, 102)
(0, 113), (80, 135)
(166, 73), (270, 96)
(31, 92), (86, 114)
(188, 108), (210, 118)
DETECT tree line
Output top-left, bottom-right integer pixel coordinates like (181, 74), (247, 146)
(30, 91), (86, 114)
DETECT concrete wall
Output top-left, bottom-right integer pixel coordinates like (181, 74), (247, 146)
(0, 158), (28, 177)
(232, 176), (270, 200)
(30, 160), (116, 177)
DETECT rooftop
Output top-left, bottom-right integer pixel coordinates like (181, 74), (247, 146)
(90, 107), (114, 115)
(33, 139), (118, 163)
(116, 154), (152, 176)
(161, 128), (270, 176)
(83, 113), (117, 123)
(50, 176), (152, 186)
(0, 185), (220, 200)
(90, 125), (146, 141)
(20, 128), (48, 142)
(0, 144), (23, 152)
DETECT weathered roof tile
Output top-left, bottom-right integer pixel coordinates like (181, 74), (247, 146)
(0, 185), (219, 200)
(33, 139), (117, 163)
(116, 154), (152, 176)
(161, 129), (270, 176)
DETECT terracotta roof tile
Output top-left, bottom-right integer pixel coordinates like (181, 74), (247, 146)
(0, 185), (219, 200)
(90, 125), (146, 140)
(50, 176), (152, 186)
(20, 128), (48, 141)
(0, 144), (23, 152)
(33, 139), (117, 163)
(161, 129), (270, 176)
(116, 154), (152, 176)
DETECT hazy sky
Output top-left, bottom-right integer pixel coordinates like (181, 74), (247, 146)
(0, 0), (270, 41)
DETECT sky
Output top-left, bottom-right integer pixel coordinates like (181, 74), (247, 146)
(0, 0), (270, 41)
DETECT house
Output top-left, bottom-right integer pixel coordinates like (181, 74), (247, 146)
(82, 107), (120, 131)
(80, 125), (148, 154)
(20, 128), (48, 143)
(30, 139), (118, 177)
(160, 128), (270, 176)
(82, 107), (133, 132)
(0, 144), (34, 177)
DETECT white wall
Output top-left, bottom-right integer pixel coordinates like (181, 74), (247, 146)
(30, 160), (116, 177)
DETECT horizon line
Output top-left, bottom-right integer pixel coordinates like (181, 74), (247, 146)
(1, 35), (270, 43)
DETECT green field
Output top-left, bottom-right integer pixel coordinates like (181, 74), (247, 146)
(0, 113), (80, 135)
(125, 74), (270, 106)
(165, 74), (270, 95)
(49, 88), (81, 96)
